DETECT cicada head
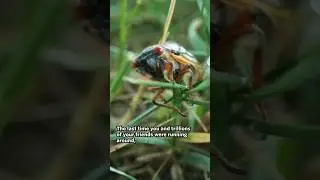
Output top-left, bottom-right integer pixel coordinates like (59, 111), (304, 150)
(133, 45), (165, 79)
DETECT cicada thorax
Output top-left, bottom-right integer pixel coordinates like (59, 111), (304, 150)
(163, 45), (204, 86)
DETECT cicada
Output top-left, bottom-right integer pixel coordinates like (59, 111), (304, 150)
(133, 42), (204, 116)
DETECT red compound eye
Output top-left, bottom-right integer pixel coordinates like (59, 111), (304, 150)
(154, 46), (163, 55)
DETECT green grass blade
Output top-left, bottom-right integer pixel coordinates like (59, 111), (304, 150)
(110, 46), (136, 63)
(189, 79), (209, 93)
(195, 0), (210, 33)
(110, 166), (137, 180)
(186, 99), (210, 106)
(178, 151), (210, 172)
(110, 0), (130, 103)
(244, 51), (320, 100)
(188, 18), (209, 53)
(135, 137), (172, 146)
(124, 77), (188, 90)
(127, 105), (160, 127)
(110, 0), (144, 103)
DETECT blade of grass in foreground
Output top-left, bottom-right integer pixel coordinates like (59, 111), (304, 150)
(110, 166), (137, 180)
(110, 0), (130, 103)
(196, 0), (210, 33)
(189, 79), (209, 93)
(127, 105), (160, 127)
(188, 18), (209, 53)
(110, 0), (142, 103)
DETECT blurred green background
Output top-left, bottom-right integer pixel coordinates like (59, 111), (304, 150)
(0, 0), (107, 180)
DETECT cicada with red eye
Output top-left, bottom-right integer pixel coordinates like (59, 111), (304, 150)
(133, 42), (204, 116)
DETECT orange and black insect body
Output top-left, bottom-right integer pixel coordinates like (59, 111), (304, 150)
(133, 42), (203, 89)
(133, 42), (203, 116)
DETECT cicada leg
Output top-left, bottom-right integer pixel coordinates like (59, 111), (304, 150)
(148, 87), (166, 101)
(182, 70), (193, 90)
(152, 88), (186, 117)
(162, 60), (175, 83)
(176, 65), (194, 90)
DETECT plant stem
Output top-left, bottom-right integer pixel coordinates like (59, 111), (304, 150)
(159, 0), (176, 44)
(110, 0), (129, 102)
(171, 88), (185, 147)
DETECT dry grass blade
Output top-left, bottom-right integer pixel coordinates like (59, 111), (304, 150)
(159, 0), (176, 44)
(119, 85), (145, 125)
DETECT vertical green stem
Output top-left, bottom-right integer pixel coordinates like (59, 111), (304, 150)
(110, 0), (129, 102)
(171, 88), (184, 147)
(110, 0), (142, 103)
(118, 0), (127, 66)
